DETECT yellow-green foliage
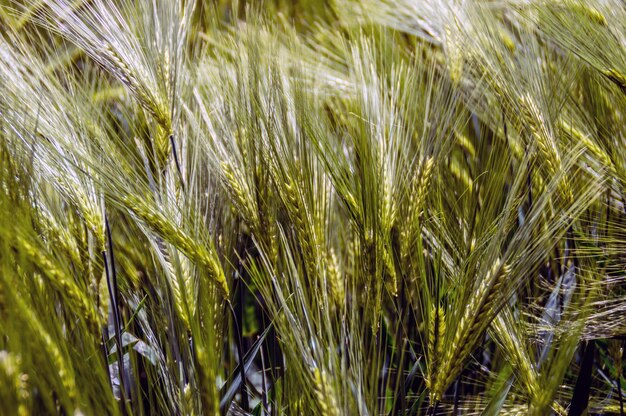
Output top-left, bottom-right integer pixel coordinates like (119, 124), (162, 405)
(0, 1), (625, 415)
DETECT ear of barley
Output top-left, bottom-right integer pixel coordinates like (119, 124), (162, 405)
(444, 22), (464, 86)
(15, 235), (100, 332)
(326, 248), (344, 308)
(154, 238), (195, 329)
(313, 368), (340, 416)
(102, 43), (171, 132)
(193, 345), (220, 415)
(402, 157), (433, 259)
(7, 282), (78, 405)
(381, 242), (398, 296)
(426, 304), (446, 390)
(220, 161), (259, 229)
(431, 259), (510, 401)
(121, 195), (229, 297)
(182, 383), (197, 416)
(519, 95), (572, 202)
(559, 120), (615, 174)
(282, 177), (319, 278)
(491, 312), (539, 402)
(0, 352), (30, 416)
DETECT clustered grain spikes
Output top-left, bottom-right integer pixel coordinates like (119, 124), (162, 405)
(39, 213), (82, 268)
(193, 344), (220, 415)
(430, 259), (510, 402)
(492, 313), (540, 402)
(415, 157), (434, 210)
(14, 291), (78, 404)
(3, 0), (626, 413)
(54, 175), (104, 249)
(401, 157), (433, 259)
(155, 126), (173, 170)
(312, 368), (340, 416)
(182, 383), (197, 416)
(161, 49), (172, 97)
(220, 161), (259, 229)
(426, 304), (446, 390)
(0, 352), (30, 416)
(326, 247), (344, 308)
(157, 238), (195, 330)
(121, 195), (229, 297)
(519, 94), (572, 202)
(559, 120), (615, 172)
(381, 242), (398, 296)
(282, 177), (318, 277)
(15, 235), (101, 332)
(101, 43), (171, 132)
(444, 21), (464, 86)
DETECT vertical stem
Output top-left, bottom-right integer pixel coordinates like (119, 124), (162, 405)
(617, 341), (624, 416)
(568, 340), (595, 416)
(260, 341), (269, 416)
(228, 300), (249, 410)
(169, 134), (185, 192)
(618, 375), (624, 416)
(104, 216), (129, 414)
(453, 377), (460, 415)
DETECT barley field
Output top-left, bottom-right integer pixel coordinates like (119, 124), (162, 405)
(0, 1), (625, 415)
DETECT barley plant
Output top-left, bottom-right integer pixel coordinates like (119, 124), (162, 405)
(1, 0), (625, 415)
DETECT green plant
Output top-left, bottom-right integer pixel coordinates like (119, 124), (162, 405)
(0, 0), (625, 415)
